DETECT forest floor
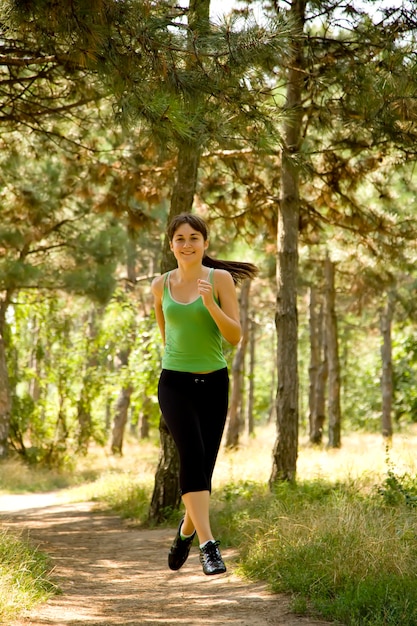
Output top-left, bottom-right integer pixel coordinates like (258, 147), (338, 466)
(0, 493), (335, 626)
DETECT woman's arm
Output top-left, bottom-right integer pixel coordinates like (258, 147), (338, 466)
(198, 269), (241, 345)
(151, 275), (166, 344)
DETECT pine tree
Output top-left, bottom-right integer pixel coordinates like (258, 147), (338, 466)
(257, 0), (417, 485)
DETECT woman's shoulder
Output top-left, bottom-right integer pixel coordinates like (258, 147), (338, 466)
(151, 272), (169, 295)
(212, 268), (235, 288)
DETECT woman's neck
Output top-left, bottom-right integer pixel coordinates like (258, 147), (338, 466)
(175, 263), (207, 283)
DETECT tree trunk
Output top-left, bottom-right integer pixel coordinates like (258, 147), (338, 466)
(247, 318), (256, 436)
(109, 228), (137, 455)
(76, 309), (100, 453)
(160, 141), (201, 270)
(225, 278), (251, 448)
(111, 383), (133, 455)
(314, 298), (328, 444)
(0, 330), (11, 459)
(148, 417), (182, 523)
(148, 0), (210, 524)
(325, 255), (341, 448)
(139, 399), (151, 439)
(308, 286), (319, 440)
(110, 344), (133, 454)
(267, 330), (277, 424)
(0, 300), (11, 459)
(380, 289), (394, 440)
(270, 0), (305, 486)
(309, 288), (327, 444)
(148, 141), (200, 522)
(29, 317), (42, 405)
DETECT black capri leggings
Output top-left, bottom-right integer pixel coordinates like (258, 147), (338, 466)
(158, 368), (229, 495)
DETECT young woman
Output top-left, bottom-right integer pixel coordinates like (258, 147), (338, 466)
(151, 213), (257, 576)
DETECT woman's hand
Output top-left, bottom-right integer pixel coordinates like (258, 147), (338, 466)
(197, 278), (215, 307)
(198, 271), (241, 345)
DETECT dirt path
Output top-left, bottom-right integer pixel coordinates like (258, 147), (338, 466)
(0, 495), (333, 626)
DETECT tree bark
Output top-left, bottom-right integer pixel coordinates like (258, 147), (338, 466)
(270, 0), (305, 486)
(148, 417), (182, 523)
(380, 289), (394, 440)
(308, 286), (319, 440)
(148, 141), (201, 522)
(148, 0), (210, 523)
(139, 399), (151, 439)
(267, 331), (277, 424)
(325, 255), (341, 448)
(0, 299), (11, 459)
(160, 142), (202, 270)
(247, 318), (256, 436)
(225, 278), (251, 448)
(29, 317), (42, 405)
(109, 229), (138, 455)
(314, 298), (328, 444)
(0, 332), (11, 459)
(111, 382), (133, 454)
(76, 309), (101, 453)
(309, 288), (328, 444)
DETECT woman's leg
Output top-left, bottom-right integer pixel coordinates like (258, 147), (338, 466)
(158, 368), (228, 574)
(182, 490), (212, 543)
(181, 369), (229, 543)
(196, 369), (229, 492)
(158, 370), (209, 494)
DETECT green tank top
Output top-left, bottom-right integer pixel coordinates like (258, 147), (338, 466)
(162, 269), (227, 372)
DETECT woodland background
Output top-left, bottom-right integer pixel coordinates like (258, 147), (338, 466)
(0, 0), (417, 522)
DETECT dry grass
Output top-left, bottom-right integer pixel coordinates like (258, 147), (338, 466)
(214, 422), (417, 489)
(2, 424), (417, 498)
(211, 425), (417, 625)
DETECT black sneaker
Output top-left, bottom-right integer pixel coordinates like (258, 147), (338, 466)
(168, 519), (196, 571)
(199, 540), (227, 575)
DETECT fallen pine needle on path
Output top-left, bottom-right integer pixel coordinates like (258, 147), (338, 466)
(0, 495), (334, 626)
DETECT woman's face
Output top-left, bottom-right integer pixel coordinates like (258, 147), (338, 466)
(170, 223), (208, 263)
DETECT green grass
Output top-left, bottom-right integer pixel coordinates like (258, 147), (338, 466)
(211, 478), (417, 625)
(0, 528), (58, 624)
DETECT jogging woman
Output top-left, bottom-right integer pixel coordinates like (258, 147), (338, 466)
(151, 212), (257, 575)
